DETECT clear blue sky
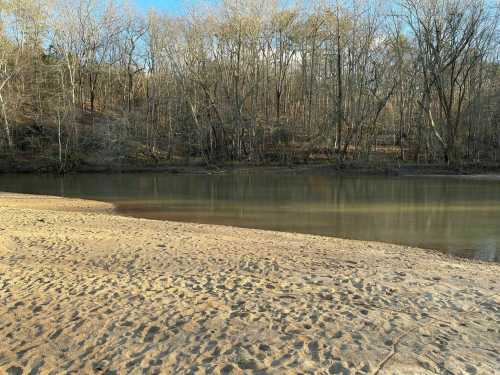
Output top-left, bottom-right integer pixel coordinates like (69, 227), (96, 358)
(134, 0), (219, 15)
(135, 0), (186, 14)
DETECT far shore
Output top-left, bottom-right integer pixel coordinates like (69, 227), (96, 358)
(0, 193), (499, 374)
(2, 159), (500, 177)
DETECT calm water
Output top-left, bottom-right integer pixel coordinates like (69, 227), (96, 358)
(1, 172), (499, 262)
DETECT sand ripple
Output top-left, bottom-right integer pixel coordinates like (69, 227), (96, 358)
(0, 194), (498, 374)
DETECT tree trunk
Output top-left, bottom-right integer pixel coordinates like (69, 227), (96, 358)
(0, 93), (13, 150)
(335, 14), (343, 156)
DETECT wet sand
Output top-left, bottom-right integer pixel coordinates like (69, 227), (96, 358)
(0, 193), (498, 374)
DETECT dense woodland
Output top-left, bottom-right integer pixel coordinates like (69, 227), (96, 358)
(0, 0), (499, 171)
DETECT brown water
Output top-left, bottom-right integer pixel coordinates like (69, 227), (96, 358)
(1, 172), (499, 262)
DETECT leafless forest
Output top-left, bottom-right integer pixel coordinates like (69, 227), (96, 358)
(0, 0), (499, 171)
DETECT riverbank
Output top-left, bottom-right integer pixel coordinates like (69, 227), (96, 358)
(2, 154), (500, 177)
(0, 194), (499, 374)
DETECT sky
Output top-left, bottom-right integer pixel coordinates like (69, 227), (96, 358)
(133, 0), (500, 16)
(134, 0), (219, 15)
(135, 0), (188, 14)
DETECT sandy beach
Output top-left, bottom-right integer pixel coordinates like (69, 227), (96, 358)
(0, 193), (498, 375)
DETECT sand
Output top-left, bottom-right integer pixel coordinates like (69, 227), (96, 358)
(0, 193), (498, 375)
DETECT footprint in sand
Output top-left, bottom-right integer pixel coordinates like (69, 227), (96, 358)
(3, 366), (22, 375)
(144, 326), (160, 343)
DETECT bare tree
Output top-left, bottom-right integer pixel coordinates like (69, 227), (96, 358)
(0, 0), (498, 168)
(402, 0), (497, 163)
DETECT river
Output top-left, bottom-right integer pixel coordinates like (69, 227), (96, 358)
(1, 172), (498, 262)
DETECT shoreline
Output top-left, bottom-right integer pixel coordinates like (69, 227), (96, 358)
(2, 192), (491, 266)
(2, 160), (500, 177)
(0, 193), (499, 374)
(3, 192), (498, 265)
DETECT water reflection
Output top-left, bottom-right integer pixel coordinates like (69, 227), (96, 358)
(0, 172), (498, 262)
